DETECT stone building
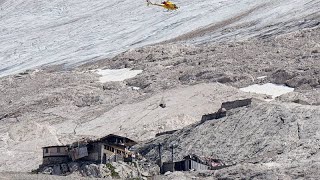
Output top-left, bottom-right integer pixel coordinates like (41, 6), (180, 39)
(41, 134), (137, 165)
(75, 134), (138, 163)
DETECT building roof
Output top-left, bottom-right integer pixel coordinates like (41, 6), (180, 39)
(42, 134), (138, 149)
(90, 134), (138, 146)
(42, 145), (69, 149)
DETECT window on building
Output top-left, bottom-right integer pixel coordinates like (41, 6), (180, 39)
(57, 147), (60, 153)
(45, 148), (48, 153)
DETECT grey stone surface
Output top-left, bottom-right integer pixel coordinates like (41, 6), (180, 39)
(0, 7), (319, 179)
(52, 165), (62, 176)
(68, 162), (80, 173)
(277, 91), (320, 105)
(80, 26), (320, 91)
(138, 101), (320, 179)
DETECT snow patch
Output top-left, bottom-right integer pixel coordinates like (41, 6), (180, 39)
(264, 162), (282, 168)
(240, 83), (294, 98)
(257, 76), (267, 79)
(95, 68), (142, 83)
(129, 86), (140, 90)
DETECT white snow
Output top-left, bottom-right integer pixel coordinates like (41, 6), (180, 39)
(240, 83), (294, 99)
(130, 86), (140, 90)
(257, 76), (267, 79)
(0, 0), (318, 77)
(95, 68), (142, 83)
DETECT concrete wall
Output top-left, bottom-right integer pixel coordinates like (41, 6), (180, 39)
(186, 160), (210, 171)
(221, 98), (252, 110)
(162, 162), (175, 173)
(201, 110), (226, 122)
(84, 152), (99, 161)
(83, 143), (101, 162)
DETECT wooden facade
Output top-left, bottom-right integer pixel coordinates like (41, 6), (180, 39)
(42, 146), (70, 165)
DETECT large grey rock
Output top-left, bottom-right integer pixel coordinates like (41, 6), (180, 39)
(52, 165), (62, 175)
(277, 91), (320, 105)
(80, 164), (102, 178)
(41, 166), (53, 175)
(68, 162), (80, 173)
(60, 164), (69, 174)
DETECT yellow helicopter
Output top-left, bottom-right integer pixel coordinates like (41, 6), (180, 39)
(146, 0), (179, 10)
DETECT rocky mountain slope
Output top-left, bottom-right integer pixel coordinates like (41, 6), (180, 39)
(82, 26), (320, 91)
(0, 0), (319, 179)
(0, 26), (319, 174)
(138, 101), (320, 179)
(0, 0), (319, 76)
(0, 71), (261, 172)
